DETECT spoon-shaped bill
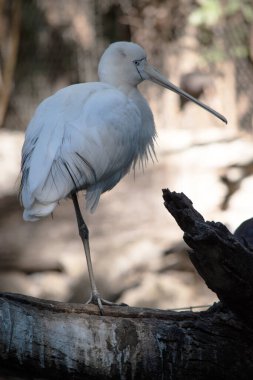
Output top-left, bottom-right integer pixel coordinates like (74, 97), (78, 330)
(144, 64), (227, 124)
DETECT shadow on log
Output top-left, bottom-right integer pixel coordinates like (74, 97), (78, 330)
(1, 189), (253, 379)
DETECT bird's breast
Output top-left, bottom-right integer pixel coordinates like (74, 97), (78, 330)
(129, 90), (157, 166)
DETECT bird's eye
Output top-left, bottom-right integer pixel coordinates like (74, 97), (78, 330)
(133, 60), (140, 66)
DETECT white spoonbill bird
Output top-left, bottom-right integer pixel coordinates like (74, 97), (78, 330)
(20, 41), (227, 313)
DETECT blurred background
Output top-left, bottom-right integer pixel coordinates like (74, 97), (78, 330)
(1, 0), (253, 310)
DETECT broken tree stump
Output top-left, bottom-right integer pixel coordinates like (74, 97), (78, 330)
(162, 188), (253, 325)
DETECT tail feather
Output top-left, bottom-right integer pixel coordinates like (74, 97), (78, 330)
(85, 188), (101, 214)
(23, 201), (57, 221)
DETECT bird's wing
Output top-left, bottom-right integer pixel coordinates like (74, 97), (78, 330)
(21, 83), (103, 206)
(21, 83), (142, 208)
(62, 86), (143, 182)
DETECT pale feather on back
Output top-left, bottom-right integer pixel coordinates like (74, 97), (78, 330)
(20, 80), (156, 221)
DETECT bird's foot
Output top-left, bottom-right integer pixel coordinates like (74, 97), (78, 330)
(86, 292), (128, 315)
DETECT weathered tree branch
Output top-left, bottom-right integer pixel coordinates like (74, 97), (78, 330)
(162, 188), (253, 325)
(1, 189), (253, 379)
(1, 293), (253, 380)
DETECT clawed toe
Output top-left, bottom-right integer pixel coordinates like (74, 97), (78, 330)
(86, 293), (128, 315)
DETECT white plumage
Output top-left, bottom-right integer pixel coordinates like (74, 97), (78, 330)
(21, 44), (156, 221)
(20, 41), (226, 312)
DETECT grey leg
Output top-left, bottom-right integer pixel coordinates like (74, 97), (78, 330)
(72, 193), (128, 314)
(72, 193), (103, 313)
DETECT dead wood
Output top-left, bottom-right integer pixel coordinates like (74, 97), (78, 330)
(1, 293), (253, 380)
(162, 188), (253, 325)
(1, 189), (253, 379)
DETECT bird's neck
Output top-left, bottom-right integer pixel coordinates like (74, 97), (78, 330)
(112, 83), (139, 97)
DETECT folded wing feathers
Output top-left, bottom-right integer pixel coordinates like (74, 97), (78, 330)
(20, 83), (157, 219)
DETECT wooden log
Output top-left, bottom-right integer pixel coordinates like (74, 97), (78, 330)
(2, 189), (253, 379)
(1, 293), (253, 380)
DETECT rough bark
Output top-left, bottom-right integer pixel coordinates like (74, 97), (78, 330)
(1, 189), (253, 379)
(162, 188), (253, 326)
(1, 293), (253, 380)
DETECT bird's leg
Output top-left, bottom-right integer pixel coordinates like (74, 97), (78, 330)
(71, 193), (104, 313)
(71, 193), (127, 314)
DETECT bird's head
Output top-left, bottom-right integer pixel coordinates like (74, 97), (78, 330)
(98, 41), (147, 88)
(98, 41), (227, 124)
